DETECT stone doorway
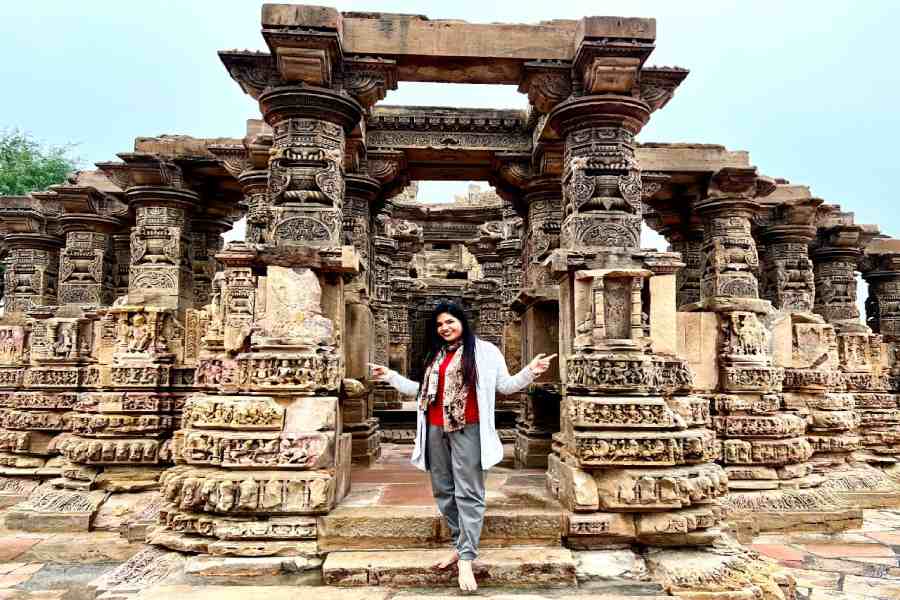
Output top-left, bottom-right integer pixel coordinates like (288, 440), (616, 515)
(368, 181), (524, 446)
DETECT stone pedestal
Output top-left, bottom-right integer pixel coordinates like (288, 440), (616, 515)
(55, 305), (181, 492)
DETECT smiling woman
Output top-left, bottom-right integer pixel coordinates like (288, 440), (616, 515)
(369, 301), (555, 592)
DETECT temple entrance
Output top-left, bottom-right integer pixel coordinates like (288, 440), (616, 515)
(368, 181), (522, 444)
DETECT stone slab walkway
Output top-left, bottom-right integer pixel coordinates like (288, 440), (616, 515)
(1, 445), (900, 598)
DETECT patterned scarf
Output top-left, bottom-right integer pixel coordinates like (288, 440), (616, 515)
(418, 341), (470, 432)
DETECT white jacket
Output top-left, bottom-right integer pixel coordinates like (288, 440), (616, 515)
(385, 338), (536, 471)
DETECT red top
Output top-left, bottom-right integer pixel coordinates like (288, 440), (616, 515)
(427, 350), (479, 427)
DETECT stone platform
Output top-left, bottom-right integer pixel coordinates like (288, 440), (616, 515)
(2, 445), (900, 598)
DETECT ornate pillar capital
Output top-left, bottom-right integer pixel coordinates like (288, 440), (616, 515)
(861, 239), (900, 342)
(547, 97), (650, 255)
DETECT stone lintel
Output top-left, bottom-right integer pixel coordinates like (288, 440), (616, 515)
(256, 245), (360, 274)
(257, 8), (660, 85)
(574, 268), (652, 281)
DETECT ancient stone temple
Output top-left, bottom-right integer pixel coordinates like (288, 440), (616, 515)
(0, 4), (896, 598)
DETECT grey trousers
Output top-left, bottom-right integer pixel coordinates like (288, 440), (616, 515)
(426, 423), (486, 561)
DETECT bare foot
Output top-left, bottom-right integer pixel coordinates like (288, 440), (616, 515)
(458, 559), (477, 592)
(434, 549), (459, 569)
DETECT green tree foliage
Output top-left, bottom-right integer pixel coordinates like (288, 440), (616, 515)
(0, 129), (78, 196)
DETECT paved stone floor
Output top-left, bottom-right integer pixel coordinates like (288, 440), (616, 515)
(1, 445), (900, 598)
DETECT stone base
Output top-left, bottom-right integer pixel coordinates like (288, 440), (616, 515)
(318, 504), (563, 552)
(644, 537), (793, 600)
(89, 547), (188, 599)
(322, 547), (577, 587)
(380, 428), (415, 444)
(346, 421), (381, 467)
(0, 476), (40, 508)
(719, 487), (861, 536)
(182, 555), (322, 586)
(514, 431), (553, 469)
(149, 528), (321, 558)
(0, 451), (46, 469)
(4, 484), (108, 532)
(829, 490), (900, 509)
(819, 463), (900, 509)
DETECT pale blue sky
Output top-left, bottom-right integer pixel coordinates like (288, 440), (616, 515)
(2, 1), (898, 261)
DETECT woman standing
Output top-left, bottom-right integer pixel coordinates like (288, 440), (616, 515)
(369, 301), (555, 592)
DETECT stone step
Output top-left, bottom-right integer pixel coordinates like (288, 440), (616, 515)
(318, 505), (563, 551)
(133, 585), (671, 600)
(322, 547), (578, 588)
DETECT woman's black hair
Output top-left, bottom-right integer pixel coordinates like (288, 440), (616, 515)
(422, 301), (478, 390)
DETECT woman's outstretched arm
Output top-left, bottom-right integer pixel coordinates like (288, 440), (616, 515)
(492, 344), (558, 395)
(368, 363), (420, 398)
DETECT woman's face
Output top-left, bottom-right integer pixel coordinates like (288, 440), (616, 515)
(436, 312), (463, 344)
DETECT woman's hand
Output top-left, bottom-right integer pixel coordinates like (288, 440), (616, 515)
(367, 362), (391, 382)
(527, 353), (557, 376)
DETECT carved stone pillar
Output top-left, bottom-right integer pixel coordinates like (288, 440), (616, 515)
(513, 177), (563, 468)
(190, 218), (229, 308)
(112, 230), (131, 301)
(0, 194), (63, 314)
(56, 206), (120, 307)
(343, 174), (381, 465)
(126, 187), (197, 311)
(811, 221), (900, 503)
(811, 224), (868, 331)
(498, 233), (524, 373)
(863, 241), (900, 343)
(542, 31), (724, 548)
(3, 238), (61, 314)
(466, 223), (504, 348)
(669, 228), (704, 309)
(760, 202), (818, 314)
(860, 240), (900, 464)
(150, 82), (363, 555)
(385, 217), (423, 407)
(371, 232), (397, 411)
(759, 196), (859, 480)
(694, 171), (816, 500)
